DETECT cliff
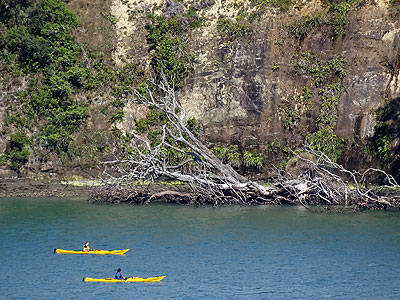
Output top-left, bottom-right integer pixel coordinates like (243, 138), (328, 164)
(0, 0), (399, 181)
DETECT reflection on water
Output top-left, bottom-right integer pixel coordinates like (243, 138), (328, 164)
(1, 198), (399, 299)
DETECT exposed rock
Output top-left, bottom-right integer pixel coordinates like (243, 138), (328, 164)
(1, 0), (400, 182)
(0, 178), (95, 198)
(162, 0), (184, 18)
(285, 152), (317, 179)
(99, 0), (399, 172)
(0, 167), (17, 179)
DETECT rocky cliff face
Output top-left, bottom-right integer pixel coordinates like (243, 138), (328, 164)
(1, 0), (399, 179)
(90, 0), (399, 170)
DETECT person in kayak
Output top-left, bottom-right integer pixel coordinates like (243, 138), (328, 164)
(115, 268), (126, 280)
(83, 241), (90, 252)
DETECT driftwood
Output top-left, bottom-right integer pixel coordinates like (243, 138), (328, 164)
(92, 74), (400, 210)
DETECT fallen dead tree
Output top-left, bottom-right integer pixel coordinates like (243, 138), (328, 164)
(90, 146), (400, 210)
(91, 74), (400, 210)
(274, 148), (400, 210)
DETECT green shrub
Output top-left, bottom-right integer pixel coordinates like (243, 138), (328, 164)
(251, 0), (295, 13)
(211, 145), (241, 167)
(243, 150), (263, 169)
(367, 98), (400, 167)
(4, 132), (32, 171)
(101, 11), (119, 24)
(293, 52), (346, 87)
(290, 53), (347, 161)
(0, 1), (36, 30)
(211, 145), (264, 170)
(146, 13), (194, 86)
(0, 154), (9, 166)
(47, 73), (73, 99)
(29, 0), (79, 35)
(306, 83), (345, 162)
(278, 86), (313, 130)
(288, 0), (352, 40)
(65, 65), (91, 88)
(6, 27), (50, 69)
(183, 6), (204, 29)
(109, 110), (125, 123)
(328, 1), (351, 37)
(288, 14), (326, 40)
(39, 124), (73, 153)
(134, 106), (167, 133)
(217, 16), (252, 40)
(186, 117), (201, 136)
(306, 128), (345, 162)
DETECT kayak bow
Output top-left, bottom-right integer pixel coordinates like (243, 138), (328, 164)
(83, 276), (166, 282)
(54, 248), (129, 255)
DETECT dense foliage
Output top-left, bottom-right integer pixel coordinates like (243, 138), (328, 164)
(0, 132), (31, 171)
(0, 0), (147, 172)
(1, 0), (88, 160)
(146, 8), (202, 87)
(211, 145), (263, 172)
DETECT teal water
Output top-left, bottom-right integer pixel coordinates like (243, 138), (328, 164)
(0, 197), (399, 299)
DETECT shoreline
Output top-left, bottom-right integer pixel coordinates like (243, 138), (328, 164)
(1, 178), (399, 211)
(0, 178), (188, 199)
(0, 178), (96, 198)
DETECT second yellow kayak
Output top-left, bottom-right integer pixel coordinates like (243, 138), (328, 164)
(54, 248), (130, 255)
(83, 276), (166, 282)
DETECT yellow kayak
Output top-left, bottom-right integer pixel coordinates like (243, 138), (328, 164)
(54, 248), (129, 255)
(83, 276), (166, 282)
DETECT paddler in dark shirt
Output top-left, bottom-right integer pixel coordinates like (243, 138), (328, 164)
(115, 268), (126, 280)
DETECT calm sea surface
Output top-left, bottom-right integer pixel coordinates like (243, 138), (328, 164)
(1, 197), (399, 299)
